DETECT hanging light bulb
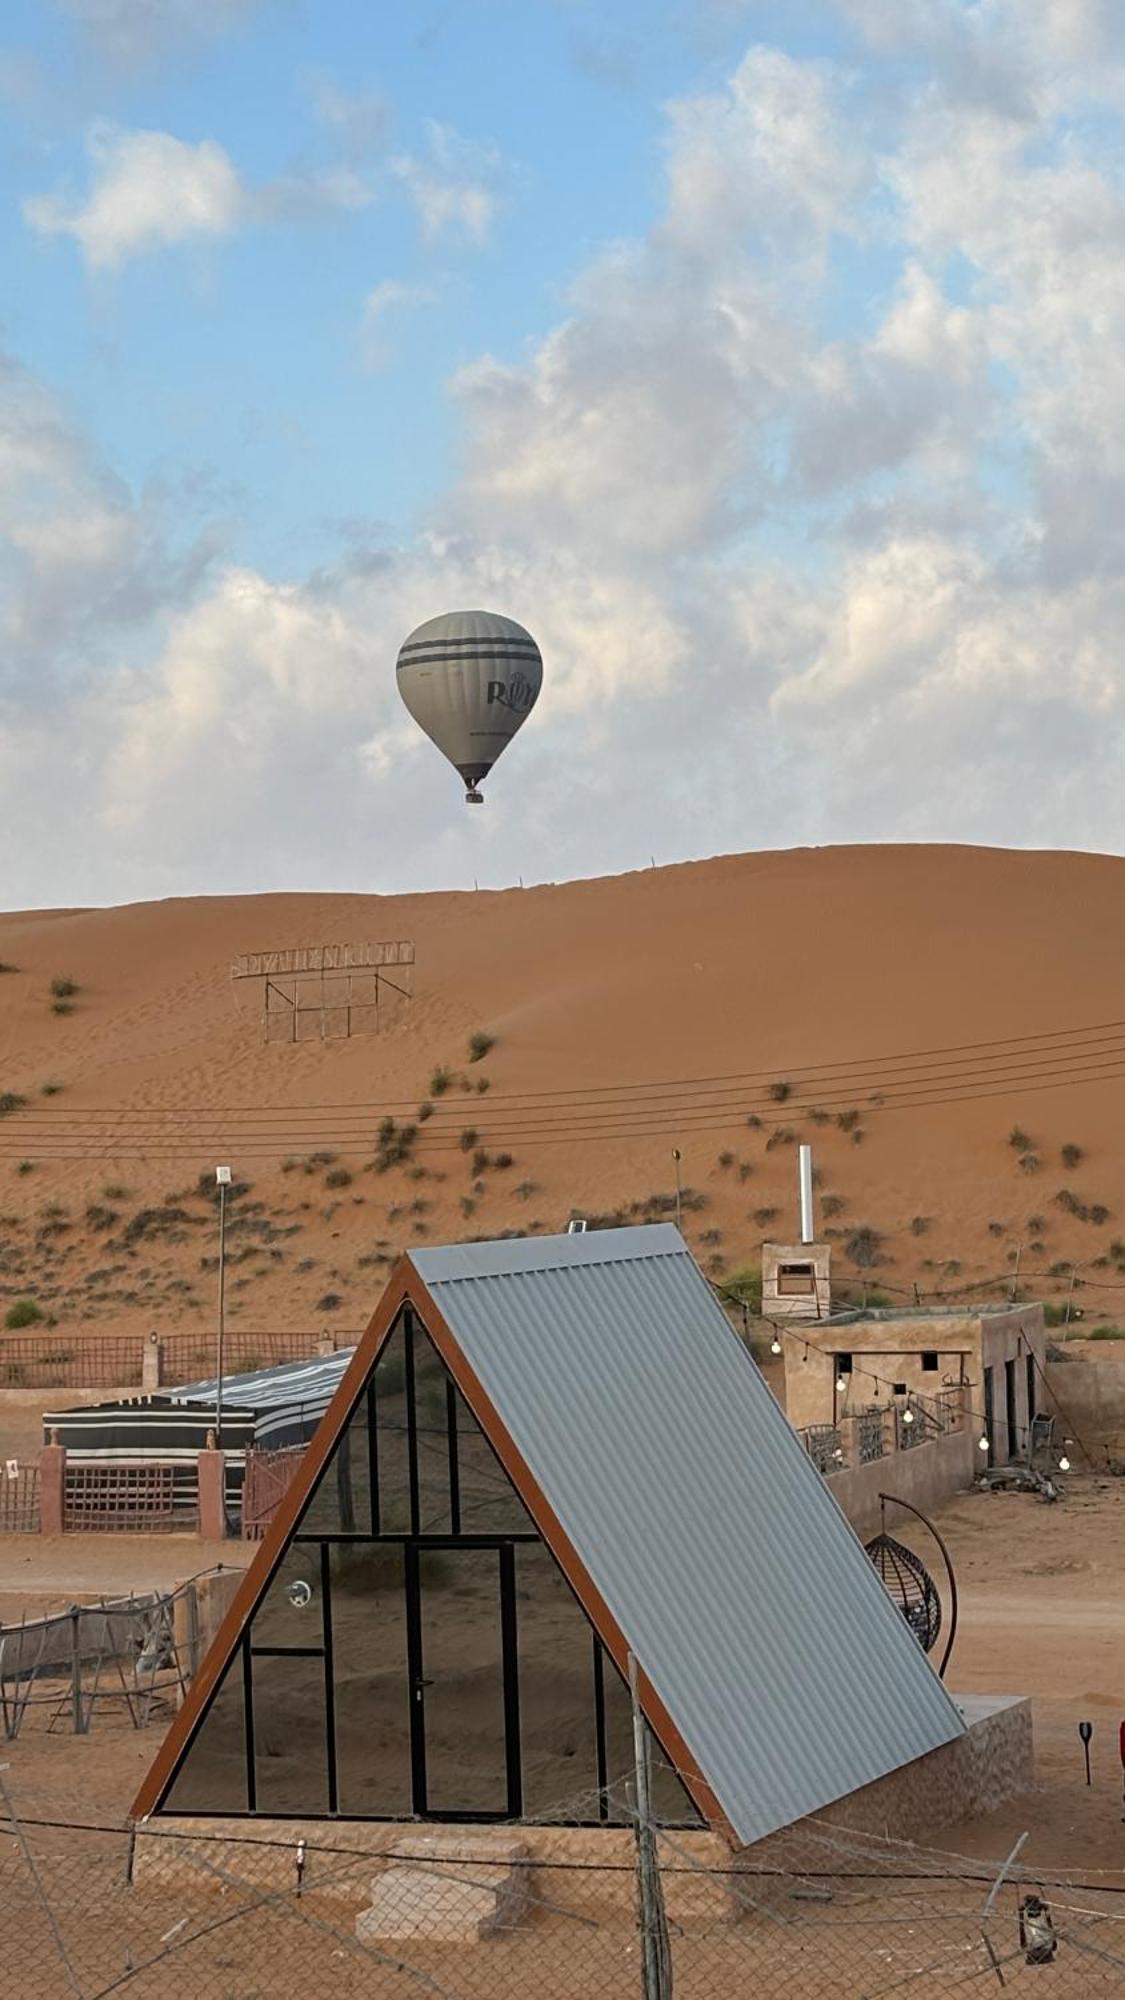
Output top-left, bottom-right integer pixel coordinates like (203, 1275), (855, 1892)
(836, 1372), (848, 1393)
(1058, 1455), (1071, 1473)
(770, 1334), (782, 1355)
(978, 1434), (990, 1452)
(902, 1405), (915, 1425)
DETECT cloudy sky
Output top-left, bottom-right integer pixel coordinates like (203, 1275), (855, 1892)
(2, 0), (1125, 905)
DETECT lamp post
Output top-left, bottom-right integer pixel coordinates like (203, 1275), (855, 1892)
(215, 1165), (232, 1446)
(671, 1148), (682, 1232)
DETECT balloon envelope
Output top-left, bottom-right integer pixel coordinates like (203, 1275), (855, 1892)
(396, 609), (542, 802)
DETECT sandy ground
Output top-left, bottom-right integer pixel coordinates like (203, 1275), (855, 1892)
(3, 846), (1125, 1340)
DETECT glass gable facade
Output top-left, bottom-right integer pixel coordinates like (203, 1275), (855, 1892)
(162, 1307), (701, 1826)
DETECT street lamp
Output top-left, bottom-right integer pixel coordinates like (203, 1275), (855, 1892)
(671, 1148), (682, 1232)
(215, 1166), (232, 1447)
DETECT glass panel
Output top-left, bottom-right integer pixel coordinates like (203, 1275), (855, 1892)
(516, 1543), (598, 1814)
(165, 1653), (248, 1813)
(419, 1547), (507, 1814)
(374, 1324), (412, 1533)
(249, 1543), (325, 1651)
(413, 1331), (453, 1535)
(331, 1542), (413, 1816)
(455, 1395), (537, 1535)
(251, 1653), (329, 1813)
(601, 1650), (702, 1826)
(298, 1394), (373, 1535)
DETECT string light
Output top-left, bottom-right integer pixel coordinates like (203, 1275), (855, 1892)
(978, 1435), (990, 1452)
(1058, 1455), (1071, 1473)
(902, 1405), (915, 1425)
(835, 1372), (848, 1393)
(770, 1335), (782, 1355)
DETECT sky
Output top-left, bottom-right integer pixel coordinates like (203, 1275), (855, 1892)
(3, 0), (1125, 905)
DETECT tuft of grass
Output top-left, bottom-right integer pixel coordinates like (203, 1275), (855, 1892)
(987, 1220), (1006, 1237)
(716, 1150), (735, 1169)
(836, 1109), (861, 1134)
(745, 1114), (762, 1131)
(767, 1080), (793, 1104)
(806, 1107), (832, 1125)
(1087, 1325), (1125, 1340)
(39, 1080), (63, 1097)
(316, 1292), (343, 1312)
(1028, 1214), (1047, 1234)
(1018, 1153), (1041, 1174)
(514, 1180), (539, 1201)
(1008, 1125), (1033, 1152)
(765, 1126), (796, 1151)
(493, 1151), (513, 1171)
(0, 1092), (27, 1118)
(5, 1297), (42, 1329)
(49, 976), (78, 1000)
(845, 1224), (884, 1270)
(475, 1076), (491, 1094)
(1089, 1204), (1111, 1227)
(471, 1148), (493, 1176)
(324, 1167), (353, 1190)
(15, 1160), (33, 1177)
(910, 1214), (931, 1236)
(752, 1206), (779, 1227)
(429, 1066), (453, 1097)
(459, 1127), (480, 1152)
(460, 1195), (477, 1218)
(1061, 1143), (1085, 1170)
(0, 962), (19, 974)
(102, 1183), (129, 1201)
(50, 1001), (74, 1016)
(724, 1264), (762, 1313)
(821, 1193), (845, 1219)
(416, 1101), (434, 1123)
(467, 1031), (495, 1064)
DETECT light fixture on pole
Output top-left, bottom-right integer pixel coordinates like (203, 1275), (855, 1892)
(671, 1148), (682, 1232)
(215, 1166), (232, 1451)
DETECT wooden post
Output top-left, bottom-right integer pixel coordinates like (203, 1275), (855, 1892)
(142, 1331), (164, 1392)
(39, 1430), (66, 1536)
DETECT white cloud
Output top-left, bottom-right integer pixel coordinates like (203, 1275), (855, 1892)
(360, 280), (436, 370)
(311, 79), (392, 162)
(24, 120), (378, 270)
(392, 122), (505, 244)
(24, 124), (246, 269)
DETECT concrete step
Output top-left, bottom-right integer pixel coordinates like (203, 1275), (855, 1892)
(355, 1832), (531, 1943)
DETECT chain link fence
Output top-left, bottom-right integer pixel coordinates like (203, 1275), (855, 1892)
(4, 1766), (1125, 1999)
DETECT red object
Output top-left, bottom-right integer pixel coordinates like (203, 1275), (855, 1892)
(1119, 1721), (1125, 1769)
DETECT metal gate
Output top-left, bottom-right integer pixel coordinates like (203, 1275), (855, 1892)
(241, 1446), (305, 1539)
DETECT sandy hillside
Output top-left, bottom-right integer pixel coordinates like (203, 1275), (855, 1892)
(1, 843), (1125, 1341)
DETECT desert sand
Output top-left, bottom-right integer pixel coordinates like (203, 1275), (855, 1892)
(1, 843), (1125, 1337)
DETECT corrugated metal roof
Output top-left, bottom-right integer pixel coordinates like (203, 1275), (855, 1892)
(171, 1348), (355, 1447)
(411, 1224), (965, 1849)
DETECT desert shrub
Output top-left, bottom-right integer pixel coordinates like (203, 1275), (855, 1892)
(49, 976), (78, 1000)
(460, 1196), (477, 1218)
(324, 1168), (353, 1189)
(1009, 1125), (1032, 1151)
(493, 1151), (513, 1171)
(910, 1215), (930, 1236)
(752, 1206), (779, 1227)
(459, 1128), (480, 1152)
(1043, 1301), (1073, 1326)
(1055, 1187), (1085, 1217)
(475, 1077), (491, 1094)
(316, 1293), (343, 1312)
(1061, 1143), (1085, 1169)
(745, 1114), (762, 1131)
(987, 1220), (1005, 1237)
(717, 1150), (735, 1169)
(39, 1080), (63, 1097)
(84, 1204), (118, 1232)
(767, 1080), (793, 1104)
(0, 1092), (27, 1118)
(806, 1107), (832, 1125)
(50, 1000), (74, 1015)
(943, 1258), (962, 1276)
(844, 1225), (883, 1269)
(700, 1227), (723, 1246)
(468, 1031), (495, 1063)
(836, 1109), (861, 1133)
(1018, 1153), (1041, 1175)
(1087, 1325), (1125, 1340)
(738, 1162), (754, 1182)
(1028, 1214), (1047, 1234)
(821, 1193), (845, 1219)
(765, 1126), (796, 1151)
(102, 1183), (129, 1201)
(0, 962), (18, 974)
(15, 1161), (33, 1176)
(1028, 1239), (1046, 1255)
(417, 1101), (434, 1122)
(1089, 1204), (1111, 1226)
(514, 1180), (539, 1201)
(429, 1067), (453, 1097)
(471, 1149), (492, 1176)
(295, 1257), (317, 1274)
(1047, 1260), (1071, 1278)
(724, 1264), (762, 1313)
(5, 1298), (42, 1329)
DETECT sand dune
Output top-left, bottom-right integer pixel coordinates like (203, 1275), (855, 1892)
(1, 843), (1124, 1337)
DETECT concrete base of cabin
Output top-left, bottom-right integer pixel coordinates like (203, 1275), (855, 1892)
(132, 1694), (1032, 1930)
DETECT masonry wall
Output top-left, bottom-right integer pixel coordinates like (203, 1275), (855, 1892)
(822, 1424), (977, 1544)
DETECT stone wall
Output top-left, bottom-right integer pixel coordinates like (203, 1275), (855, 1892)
(822, 1423), (977, 1543)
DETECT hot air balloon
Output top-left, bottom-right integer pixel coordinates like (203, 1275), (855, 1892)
(396, 609), (542, 804)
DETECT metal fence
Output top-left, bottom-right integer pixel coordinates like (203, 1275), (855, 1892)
(800, 1391), (964, 1477)
(63, 1465), (183, 1534)
(3, 1773), (1125, 1998)
(0, 1330), (360, 1391)
(0, 1461), (40, 1530)
(241, 1444), (306, 1539)
(0, 1577), (223, 1740)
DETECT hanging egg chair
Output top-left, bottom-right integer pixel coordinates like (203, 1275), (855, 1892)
(865, 1531), (942, 1654)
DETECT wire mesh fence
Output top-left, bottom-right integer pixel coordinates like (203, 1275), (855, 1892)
(4, 1768), (1125, 1999)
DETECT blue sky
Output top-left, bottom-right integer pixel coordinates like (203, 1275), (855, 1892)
(3, 1), (1125, 903)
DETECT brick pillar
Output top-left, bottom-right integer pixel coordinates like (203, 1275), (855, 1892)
(315, 1334), (335, 1357)
(142, 1331), (164, 1391)
(40, 1428), (66, 1535)
(198, 1433), (227, 1541)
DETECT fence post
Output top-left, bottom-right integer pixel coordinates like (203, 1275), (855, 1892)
(629, 1652), (673, 2000)
(39, 1430), (66, 1535)
(198, 1432), (227, 1541)
(142, 1331), (164, 1391)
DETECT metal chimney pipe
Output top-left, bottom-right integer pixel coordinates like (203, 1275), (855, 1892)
(798, 1144), (814, 1244)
